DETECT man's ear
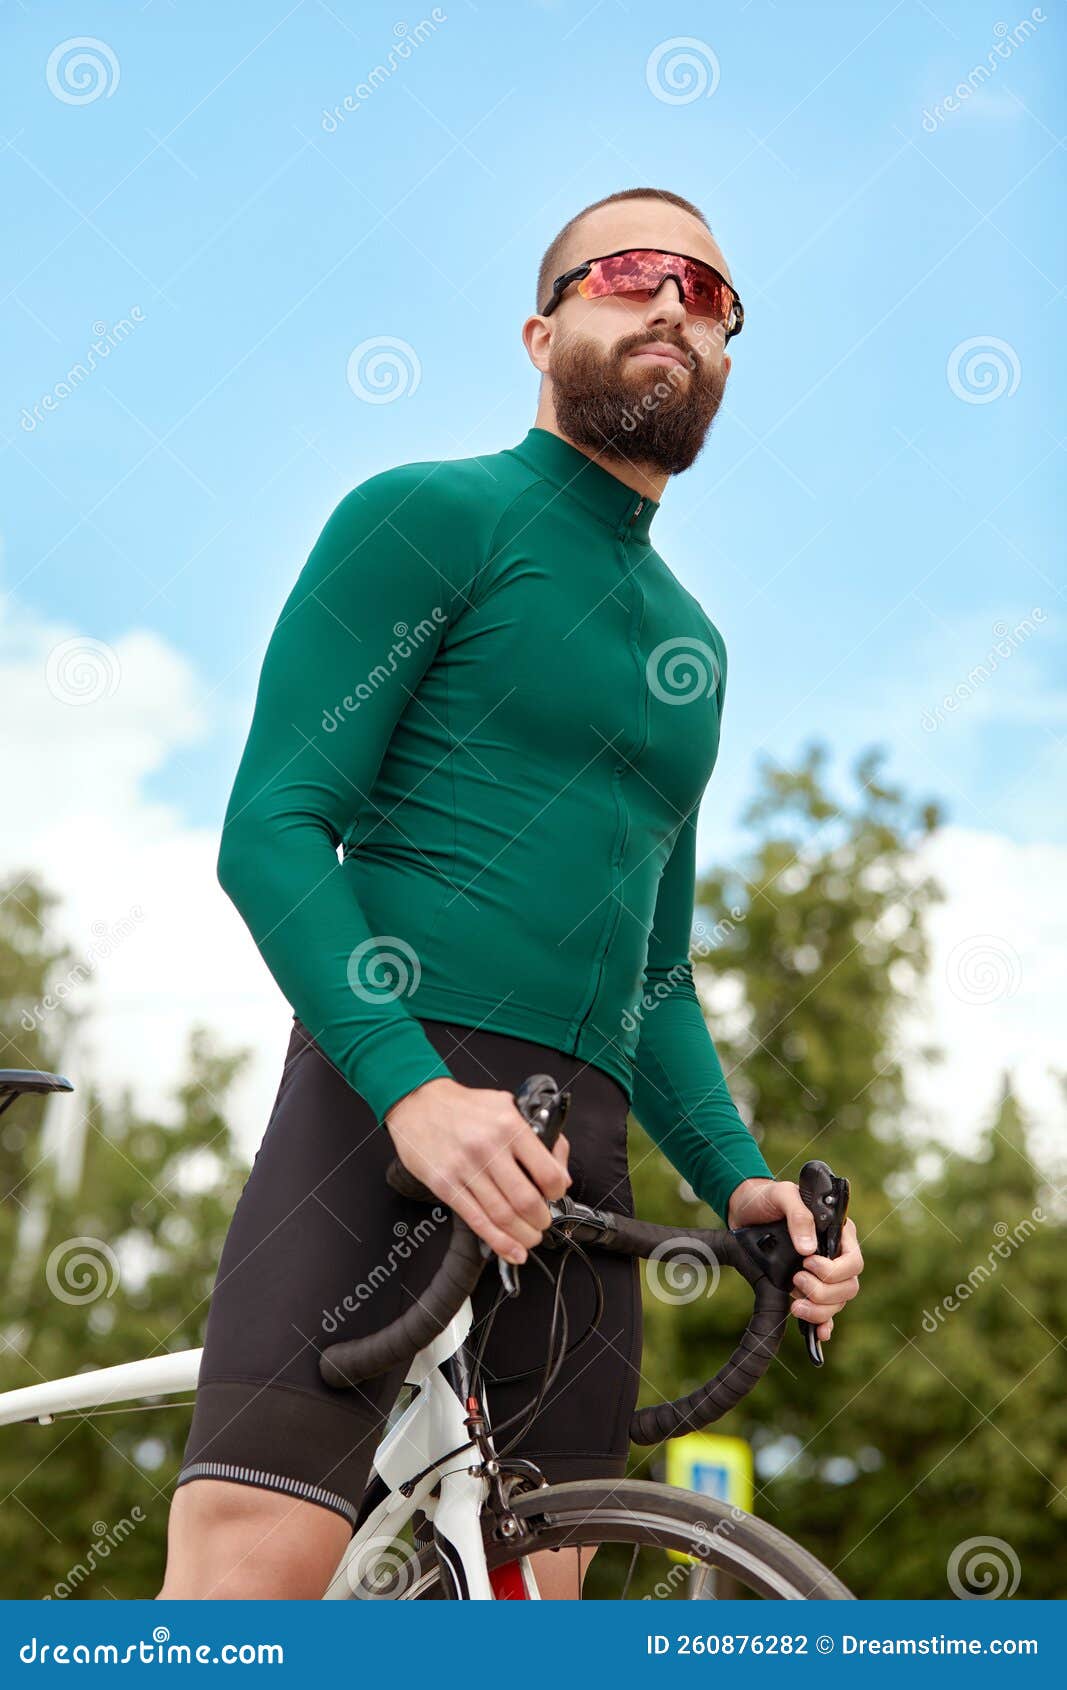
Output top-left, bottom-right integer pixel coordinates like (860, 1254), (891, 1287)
(522, 314), (553, 376)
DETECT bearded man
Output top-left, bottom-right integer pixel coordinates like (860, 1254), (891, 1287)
(160, 187), (864, 1600)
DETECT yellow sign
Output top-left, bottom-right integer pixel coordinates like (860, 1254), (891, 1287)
(666, 1432), (753, 1519)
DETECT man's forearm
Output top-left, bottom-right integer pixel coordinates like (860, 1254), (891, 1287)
(631, 968), (771, 1222)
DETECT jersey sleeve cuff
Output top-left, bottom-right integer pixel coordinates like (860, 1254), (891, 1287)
(350, 1024), (454, 1127)
(704, 1147), (774, 1226)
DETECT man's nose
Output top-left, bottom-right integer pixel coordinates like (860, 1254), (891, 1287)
(645, 276), (687, 332)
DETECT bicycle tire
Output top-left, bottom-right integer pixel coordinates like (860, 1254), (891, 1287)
(352, 1479), (854, 1600)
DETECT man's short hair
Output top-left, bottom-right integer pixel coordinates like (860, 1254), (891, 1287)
(536, 188), (712, 313)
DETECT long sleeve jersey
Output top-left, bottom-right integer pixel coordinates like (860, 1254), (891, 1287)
(217, 425), (772, 1219)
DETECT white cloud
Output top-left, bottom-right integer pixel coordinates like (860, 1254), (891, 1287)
(0, 595), (292, 1163)
(1, 600), (1062, 1182)
(904, 826), (1066, 1168)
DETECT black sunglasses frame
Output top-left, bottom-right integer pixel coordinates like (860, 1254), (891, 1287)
(541, 247), (744, 342)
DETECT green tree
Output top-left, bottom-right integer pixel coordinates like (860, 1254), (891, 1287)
(1, 877), (79, 1275)
(0, 874), (246, 1598)
(630, 749), (1066, 1597)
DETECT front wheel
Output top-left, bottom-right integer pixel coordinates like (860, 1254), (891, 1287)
(394, 1479), (854, 1600)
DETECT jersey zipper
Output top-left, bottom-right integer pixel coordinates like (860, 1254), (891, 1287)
(571, 527), (651, 1052)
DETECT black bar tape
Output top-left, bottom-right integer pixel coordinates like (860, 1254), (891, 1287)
(385, 1158), (435, 1204)
(629, 1279), (790, 1444)
(590, 1213), (790, 1444)
(319, 1218), (485, 1385)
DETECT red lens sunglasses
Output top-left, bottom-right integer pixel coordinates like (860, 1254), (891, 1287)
(541, 248), (744, 343)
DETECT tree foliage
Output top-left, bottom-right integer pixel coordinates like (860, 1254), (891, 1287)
(631, 749), (1066, 1598)
(1, 745), (1063, 1599)
(1, 873), (245, 1598)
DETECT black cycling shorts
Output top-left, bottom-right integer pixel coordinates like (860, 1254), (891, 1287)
(177, 1016), (643, 1532)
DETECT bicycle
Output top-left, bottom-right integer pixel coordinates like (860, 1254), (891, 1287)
(0, 1065), (854, 1600)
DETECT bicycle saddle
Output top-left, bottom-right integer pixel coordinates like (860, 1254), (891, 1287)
(0, 1071), (74, 1119)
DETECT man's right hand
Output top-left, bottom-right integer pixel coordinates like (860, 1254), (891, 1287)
(384, 1077), (571, 1263)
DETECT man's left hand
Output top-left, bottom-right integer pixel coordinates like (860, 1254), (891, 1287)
(726, 1176), (863, 1345)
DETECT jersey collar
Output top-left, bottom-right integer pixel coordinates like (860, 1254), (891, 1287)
(509, 427), (659, 544)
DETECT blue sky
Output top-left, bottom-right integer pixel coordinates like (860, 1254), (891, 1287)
(4, 0), (1063, 848)
(2, 1), (1064, 1148)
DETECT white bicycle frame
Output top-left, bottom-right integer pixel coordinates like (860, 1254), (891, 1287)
(0, 1296), (537, 1601)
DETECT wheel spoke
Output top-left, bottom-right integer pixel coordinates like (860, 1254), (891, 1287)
(617, 1542), (641, 1601)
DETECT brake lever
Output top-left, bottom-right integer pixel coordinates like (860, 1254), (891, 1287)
(493, 1075), (573, 1301)
(732, 1160), (850, 1369)
(796, 1160), (851, 1367)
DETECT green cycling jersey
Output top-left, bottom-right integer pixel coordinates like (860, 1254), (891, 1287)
(218, 425), (771, 1219)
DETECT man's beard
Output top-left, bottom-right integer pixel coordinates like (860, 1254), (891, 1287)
(549, 327), (727, 475)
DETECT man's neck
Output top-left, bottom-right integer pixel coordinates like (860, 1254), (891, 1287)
(530, 408), (669, 504)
